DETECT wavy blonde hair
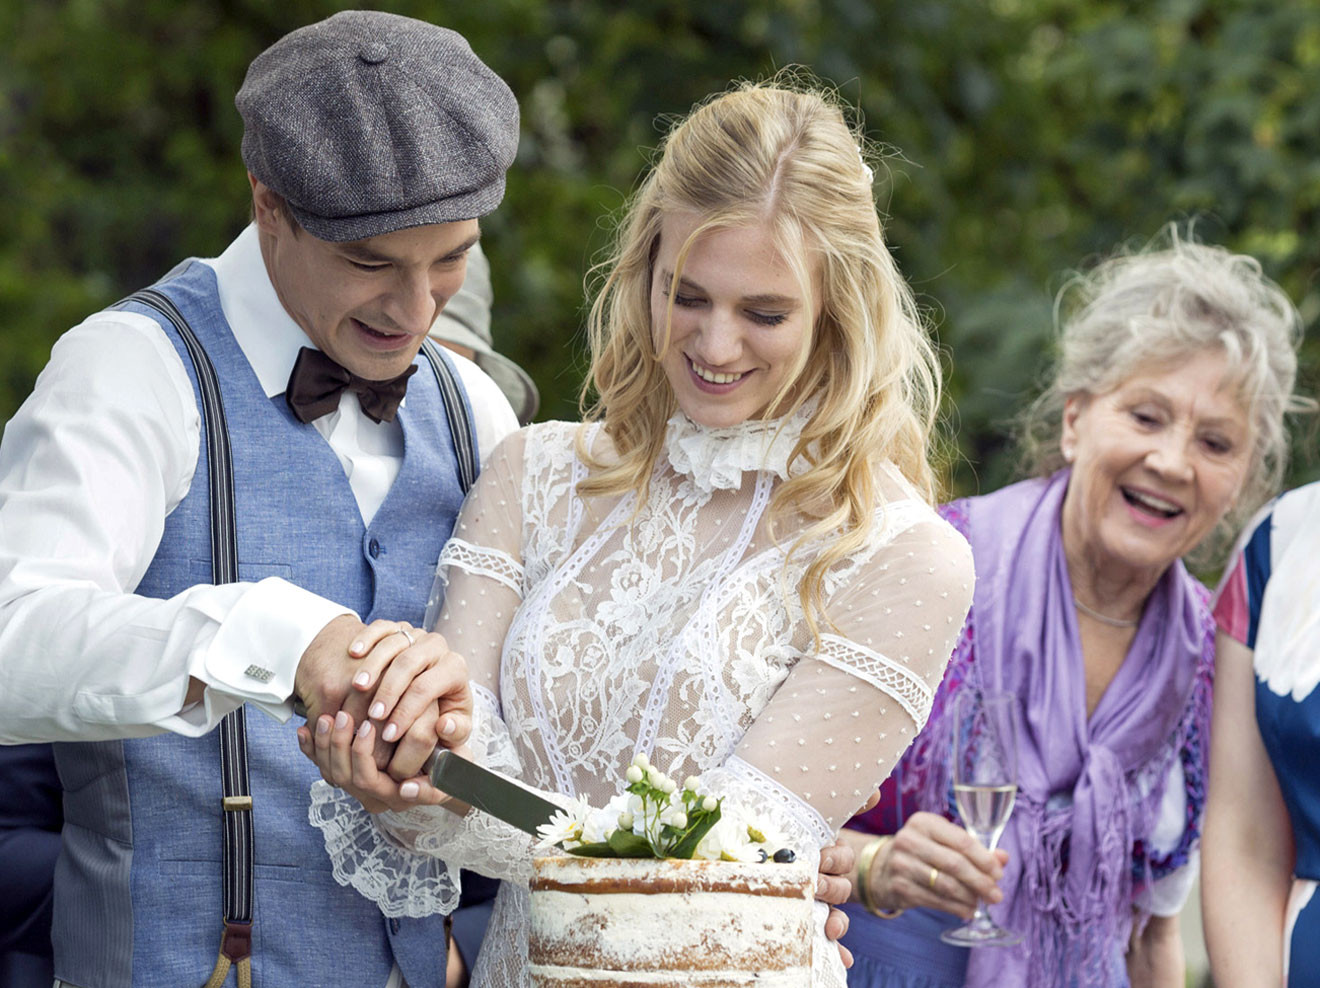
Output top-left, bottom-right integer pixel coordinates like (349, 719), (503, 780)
(577, 78), (944, 638)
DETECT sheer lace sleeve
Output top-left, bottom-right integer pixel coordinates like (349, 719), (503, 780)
(732, 505), (974, 845)
(430, 428), (528, 694)
(309, 430), (563, 915)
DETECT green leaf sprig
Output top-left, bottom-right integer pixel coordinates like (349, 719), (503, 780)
(566, 753), (722, 860)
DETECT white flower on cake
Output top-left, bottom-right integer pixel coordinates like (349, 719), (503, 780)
(693, 802), (787, 863)
(535, 752), (794, 863)
(535, 794), (594, 849)
(581, 792), (637, 844)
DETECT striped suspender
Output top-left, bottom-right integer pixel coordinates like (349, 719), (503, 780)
(121, 287), (255, 988)
(420, 339), (479, 495)
(120, 286), (479, 986)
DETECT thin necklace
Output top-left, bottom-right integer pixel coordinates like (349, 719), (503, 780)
(1073, 596), (1139, 628)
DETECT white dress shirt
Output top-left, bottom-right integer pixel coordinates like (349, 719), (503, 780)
(0, 225), (518, 743)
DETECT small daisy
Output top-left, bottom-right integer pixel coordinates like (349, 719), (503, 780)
(534, 796), (592, 850)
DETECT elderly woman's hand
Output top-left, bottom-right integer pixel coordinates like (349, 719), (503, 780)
(870, 812), (1008, 919)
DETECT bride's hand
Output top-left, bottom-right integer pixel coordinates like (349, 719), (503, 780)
(340, 623), (475, 777)
(297, 713), (460, 814)
(818, 842), (856, 968)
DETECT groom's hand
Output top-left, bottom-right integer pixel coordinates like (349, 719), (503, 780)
(294, 614), (381, 727)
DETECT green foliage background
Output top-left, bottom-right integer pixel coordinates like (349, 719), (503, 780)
(4, 0), (1319, 499)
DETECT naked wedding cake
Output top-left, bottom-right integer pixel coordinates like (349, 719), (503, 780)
(527, 755), (815, 987)
(527, 855), (813, 986)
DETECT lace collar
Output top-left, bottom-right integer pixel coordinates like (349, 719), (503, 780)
(664, 401), (816, 492)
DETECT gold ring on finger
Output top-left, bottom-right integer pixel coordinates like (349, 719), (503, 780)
(928, 866), (939, 890)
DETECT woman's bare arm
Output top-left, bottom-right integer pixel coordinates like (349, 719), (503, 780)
(1202, 630), (1294, 986)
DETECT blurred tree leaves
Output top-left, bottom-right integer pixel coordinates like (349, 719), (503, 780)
(3, 0), (1318, 497)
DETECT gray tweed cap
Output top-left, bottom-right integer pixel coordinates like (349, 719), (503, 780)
(236, 11), (519, 242)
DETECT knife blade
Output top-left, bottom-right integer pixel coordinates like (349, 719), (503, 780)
(427, 749), (561, 837)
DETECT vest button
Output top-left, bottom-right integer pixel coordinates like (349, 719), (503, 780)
(389, 917), (401, 935)
(369, 538), (381, 558)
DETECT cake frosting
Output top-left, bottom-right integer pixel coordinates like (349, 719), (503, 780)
(527, 854), (814, 987)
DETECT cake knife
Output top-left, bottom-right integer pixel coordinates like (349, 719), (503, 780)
(426, 749), (562, 837)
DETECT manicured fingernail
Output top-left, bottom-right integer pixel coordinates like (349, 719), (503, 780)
(817, 877), (827, 895)
(351, 641), (364, 653)
(316, 717), (330, 736)
(440, 716), (456, 737)
(400, 781), (419, 800)
(369, 701), (385, 719)
(334, 711), (349, 730)
(353, 671), (370, 688)
(357, 721), (371, 739)
(382, 723), (399, 742)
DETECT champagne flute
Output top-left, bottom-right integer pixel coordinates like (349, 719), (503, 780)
(939, 687), (1021, 947)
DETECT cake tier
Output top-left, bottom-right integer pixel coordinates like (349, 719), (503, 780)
(528, 856), (813, 988)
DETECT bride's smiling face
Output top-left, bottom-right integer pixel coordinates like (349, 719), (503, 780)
(651, 212), (819, 429)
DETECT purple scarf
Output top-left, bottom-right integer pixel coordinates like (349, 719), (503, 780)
(928, 471), (1210, 987)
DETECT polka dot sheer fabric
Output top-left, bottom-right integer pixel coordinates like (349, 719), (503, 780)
(309, 412), (973, 986)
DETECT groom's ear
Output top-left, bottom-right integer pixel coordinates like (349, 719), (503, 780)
(250, 175), (301, 238)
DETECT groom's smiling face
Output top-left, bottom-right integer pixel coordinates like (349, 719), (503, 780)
(252, 178), (479, 382)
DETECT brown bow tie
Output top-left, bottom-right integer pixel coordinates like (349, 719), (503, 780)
(284, 347), (419, 425)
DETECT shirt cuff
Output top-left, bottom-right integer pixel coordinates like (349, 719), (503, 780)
(195, 577), (356, 718)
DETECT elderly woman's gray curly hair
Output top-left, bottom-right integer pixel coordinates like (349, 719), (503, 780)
(1019, 225), (1312, 556)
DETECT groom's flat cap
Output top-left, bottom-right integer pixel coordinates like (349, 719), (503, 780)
(236, 11), (519, 242)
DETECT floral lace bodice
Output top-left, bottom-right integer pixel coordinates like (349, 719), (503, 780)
(310, 411), (974, 987)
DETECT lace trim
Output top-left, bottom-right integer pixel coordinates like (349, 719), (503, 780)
(438, 538), (524, 596)
(724, 754), (833, 848)
(564, 424), (597, 543)
(519, 490), (638, 798)
(705, 471), (777, 755)
(817, 633), (934, 728)
(472, 681), (500, 720)
(308, 781), (460, 919)
(470, 883), (531, 986)
(633, 470), (775, 763)
(663, 400), (816, 493)
(812, 910), (849, 988)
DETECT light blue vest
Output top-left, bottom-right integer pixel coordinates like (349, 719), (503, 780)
(51, 260), (468, 988)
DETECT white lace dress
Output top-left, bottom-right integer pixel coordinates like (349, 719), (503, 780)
(310, 408), (974, 987)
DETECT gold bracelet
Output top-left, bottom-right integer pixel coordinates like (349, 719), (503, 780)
(856, 835), (904, 919)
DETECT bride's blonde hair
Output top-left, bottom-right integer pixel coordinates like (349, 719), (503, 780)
(578, 77), (943, 638)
